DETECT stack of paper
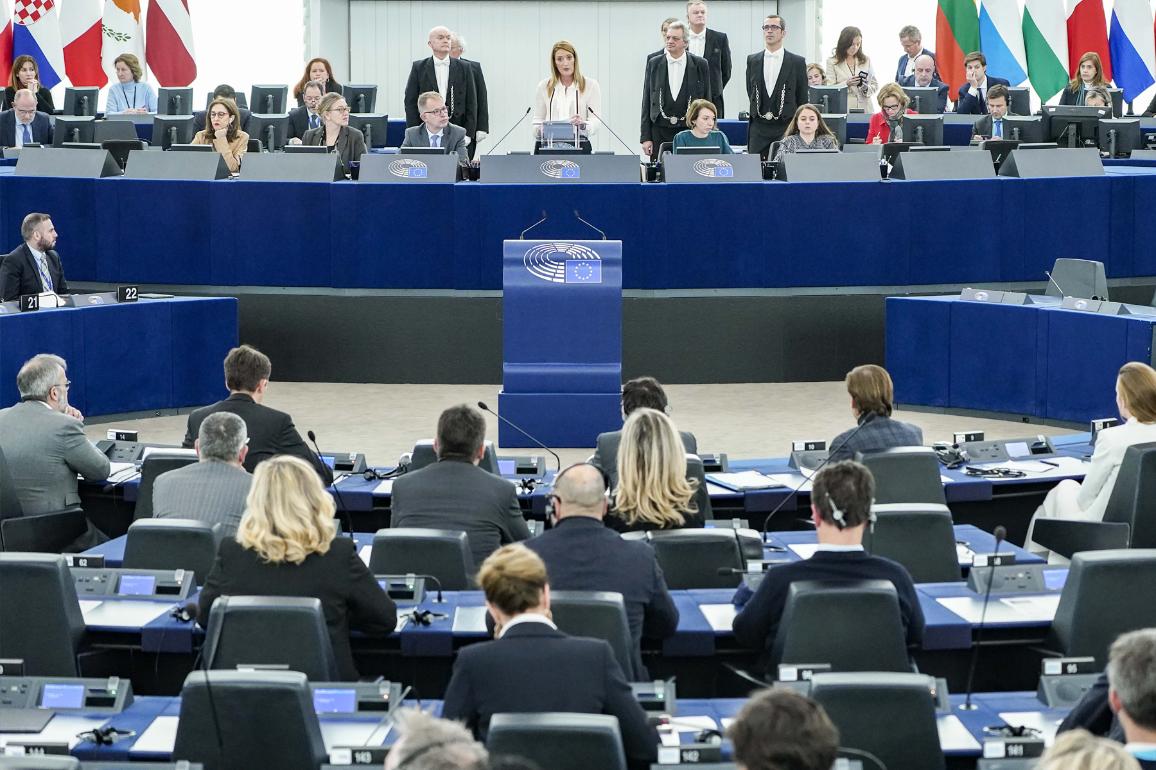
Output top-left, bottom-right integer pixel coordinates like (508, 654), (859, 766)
(705, 471), (785, 491)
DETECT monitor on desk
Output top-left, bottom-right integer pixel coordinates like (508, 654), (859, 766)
(1099, 118), (1142, 157)
(342, 84), (377, 114)
(247, 113), (289, 152)
(882, 141), (920, 166)
(902, 87), (940, 114)
(905, 114), (943, 147)
(313, 688), (358, 714)
(63, 87), (99, 117)
(1043, 105), (1109, 148)
(401, 146), (449, 155)
(349, 113), (388, 149)
(157, 87), (193, 116)
(153, 115), (196, 150)
(808, 85), (848, 115)
(1003, 116), (1044, 143)
(823, 113), (848, 147)
(249, 85), (288, 115)
(1006, 87), (1030, 117)
(283, 144), (327, 154)
(117, 573), (157, 596)
(52, 116), (95, 147)
(979, 139), (1020, 168)
(39, 682), (85, 709)
(673, 145), (721, 154)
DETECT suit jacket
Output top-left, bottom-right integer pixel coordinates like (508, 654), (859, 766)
(591, 429), (698, 489)
(955, 76), (1011, 115)
(390, 457), (531, 567)
(0, 109), (52, 148)
(1057, 671), (1124, 740)
(182, 393), (333, 485)
(0, 243), (68, 301)
(898, 75), (950, 114)
(198, 537), (397, 681)
(1061, 418), (1156, 523)
(973, 113), (1016, 139)
(400, 123), (469, 164)
(640, 52), (713, 142)
(745, 48), (809, 153)
(0, 400), (110, 514)
(287, 105), (320, 141)
(828, 412), (924, 464)
(895, 48), (937, 83)
(441, 621), (659, 764)
(152, 460), (252, 538)
(300, 124), (367, 171)
(524, 516), (679, 680)
(699, 29), (732, 117)
(462, 58), (489, 134)
(403, 57), (478, 136)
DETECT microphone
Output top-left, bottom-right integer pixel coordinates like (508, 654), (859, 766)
(587, 107), (638, 156)
(408, 573), (445, 603)
(307, 430), (353, 535)
(485, 106), (532, 156)
(520, 210), (548, 240)
(1044, 270), (1066, 299)
(476, 400), (561, 472)
(573, 210), (606, 240)
(960, 524), (1005, 711)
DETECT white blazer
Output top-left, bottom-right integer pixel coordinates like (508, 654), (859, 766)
(532, 77), (602, 137)
(1074, 418), (1156, 521)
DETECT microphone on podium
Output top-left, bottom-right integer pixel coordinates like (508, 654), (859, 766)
(486, 107), (532, 156)
(587, 107), (639, 156)
(476, 401), (561, 472)
(960, 524), (1006, 711)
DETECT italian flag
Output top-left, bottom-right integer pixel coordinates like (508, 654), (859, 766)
(936, 0), (980, 98)
(1023, 0), (1069, 100)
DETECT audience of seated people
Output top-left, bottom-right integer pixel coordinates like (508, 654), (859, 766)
(592, 375), (697, 488)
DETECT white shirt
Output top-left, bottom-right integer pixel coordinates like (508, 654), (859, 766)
(666, 53), (687, 99)
(532, 77), (603, 137)
(497, 613), (557, 639)
(814, 543), (865, 553)
(688, 28), (707, 58)
(902, 54), (917, 79)
(974, 78), (989, 101)
(432, 55), (450, 98)
(764, 48), (784, 100)
(425, 128), (444, 147)
(14, 115), (33, 148)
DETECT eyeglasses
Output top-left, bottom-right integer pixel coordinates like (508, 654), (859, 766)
(882, 103), (903, 111)
(421, 107), (449, 116)
(208, 111), (231, 119)
(328, 106), (350, 114)
(762, 23), (783, 31)
(14, 108), (35, 117)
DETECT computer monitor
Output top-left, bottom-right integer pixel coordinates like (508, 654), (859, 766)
(348, 113), (389, 149)
(153, 114), (196, 150)
(249, 85), (288, 115)
(905, 114), (944, 147)
(1003, 116), (1044, 143)
(283, 145), (328, 154)
(342, 84), (377, 114)
(52, 116), (95, 146)
(903, 87), (940, 114)
(673, 145), (722, 154)
(1099, 118), (1142, 157)
(157, 87), (193, 116)
(1107, 88), (1124, 118)
(882, 141), (920, 166)
(62, 87), (98, 117)
(1043, 104), (1109, 147)
(822, 114), (848, 147)
(808, 85), (848, 115)
(1006, 87), (1030, 116)
(246, 113), (289, 152)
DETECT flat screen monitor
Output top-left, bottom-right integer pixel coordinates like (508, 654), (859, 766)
(39, 683), (85, 709)
(170, 143), (213, 152)
(808, 85), (847, 115)
(903, 86), (941, 114)
(882, 141), (920, 166)
(249, 85), (287, 115)
(247, 113), (289, 152)
(1099, 118), (1142, 157)
(52, 116), (95, 146)
(1006, 87), (1030, 116)
(1107, 88), (1124, 118)
(117, 573), (157, 595)
(342, 84), (377, 114)
(673, 145), (722, 154)
(284, 144), (328, 154)
(1043, 104), (1109, 147)
(822, 114), (848, 147)
(1003, 116), (1044, 144)
(1043, 568), (1069, 592)
(63, 87), (98, 117)
(905, 114), (944, 147)
(153, 115), (196, 149)
(312, 688), (357, 714)
(348, 113), (388, 149)
(979, 139), (1020, 167)
(157, 87), (193, 116)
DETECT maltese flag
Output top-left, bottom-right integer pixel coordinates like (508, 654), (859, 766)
(61, 0), (105, 87)
(11, 0), (65, 89)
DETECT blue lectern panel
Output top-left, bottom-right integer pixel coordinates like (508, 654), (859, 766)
(948, 302), (1042, 416)
(886, 297), (951, 407)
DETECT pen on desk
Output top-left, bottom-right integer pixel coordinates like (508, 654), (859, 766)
(1039, 460), (1060, 468)
(764, 545), (787, 553)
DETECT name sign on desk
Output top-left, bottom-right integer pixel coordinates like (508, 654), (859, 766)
(959, 288), (1033, 305)
(19, 294), (38, 312)
(1061, 296), (1130, 316)
(330, 747), (390, 765)
(480, 154), (642, 184)
(663, 153), (763, 183)
(116, 286), (139, 302)
(357, 153), (460, 184)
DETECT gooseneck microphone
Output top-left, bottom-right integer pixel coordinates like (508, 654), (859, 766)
(307, 430), (353, 535)
(1044, 271), (1066, 299)
(961, 524), (1006, 711)
(486, 107), (532, 156)
(520, 210), (548, 240)
(573, 209), (606, 240)
(477, 401), (562, 472)
(587, 107), (639, 156)
(409, 573), (445, 603)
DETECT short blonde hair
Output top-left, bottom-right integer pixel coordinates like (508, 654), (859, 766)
(114, 53), (143, 82)
(477, 544), (547, 616)
(1037, 729), (1141, 770)
(846, 364), (894, 417)
(1118, 362), (1156, 423)
(685, 98), (717, 127)
(237, 455), (336, 564)
(613, 408), (697, 528)
(877, 82), (909, 110)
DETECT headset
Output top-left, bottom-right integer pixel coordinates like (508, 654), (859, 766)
(544, 462), (611, 525)
(825, 493), (876, 532)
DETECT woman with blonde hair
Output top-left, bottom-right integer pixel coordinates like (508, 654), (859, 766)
(866, 83), (917, 144)
(198, 455), (397, 680)
(609, 408), (701, 532)
(1037, 729), (1140, 770)
(105, 53), (157, 114)
(532, 40), (603, 146)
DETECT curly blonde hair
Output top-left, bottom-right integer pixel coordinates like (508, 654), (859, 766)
(237, 455), (336, 564)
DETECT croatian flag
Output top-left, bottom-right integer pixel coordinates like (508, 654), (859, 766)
(11, 0), (65, 90)
(61, 0), (105, 87)
(1109, 0), (1155, 102)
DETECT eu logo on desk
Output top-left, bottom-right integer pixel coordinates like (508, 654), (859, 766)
(389, 158), (429, 178)
(565, 260), (602, 283)
(693, 158), (734, 178)
(524, 242), (602, 284)
(540, 159), (581, 179)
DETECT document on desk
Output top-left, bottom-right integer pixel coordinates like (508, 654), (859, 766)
(373, 479), (393, 495)
(705, 471), (785, 491)
(699, 603), (738, 632)
(936, 594), (1061, 624)
(141, 447), (197, 461)
(937, 714), (982, 751)
(106, 462), (139, 483)
(452, 605), (489, 634)
(130, 715), (179, 754)
(0, 714), (109, 749)
(767, 473), (810, 491)
(658, 715), (718, 747)
(973, 458), (1088, 475)
(81, 600), (172, 628)
(321, 720), (392, 750)
(999, 712), (1063, 746)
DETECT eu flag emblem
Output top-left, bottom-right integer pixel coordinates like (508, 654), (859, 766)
(561, 166), (580, 178)
(409, 167), (428, 178)
(715, 166), (734, 177)
(564, 260), (602, 283)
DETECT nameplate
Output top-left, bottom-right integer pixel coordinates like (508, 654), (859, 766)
(117, 286), (139, 302)
(983, 737), (1045, 759)
(64, 554), (105, 568)
(792, 440), (825, 452)
(954, 431), (984, 444)
(329, 747), (389, 765)
(777, 663), (832, 682)
(480, 154), (642, 184)
(972, 553), (1016, 568)
(0, 658), (25, 675)
(657, 744), (723, 764)
(357, 153), (459, 184)
(1042, 656), (1097, 676)
(19, 294), (39, 312)
(2, 742), (71, 756)
(959, 288), (1031, 305)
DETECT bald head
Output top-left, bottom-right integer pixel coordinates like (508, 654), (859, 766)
(428, 26), (452, 57)
(913, 54), (936, 87)
(552, 463), (608, 520)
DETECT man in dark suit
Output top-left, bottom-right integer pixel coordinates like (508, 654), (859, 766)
(287, 80), (323, 143)
(956, 51), (1011, 115)
(899, 54), (950, 113)
(182, 345), (333, 485)
(745, 14), (809, 159)
(896, 25), (937, 83)
(451, 33), (488, 159)
(404, 26), (478, 143)
(687, 2), (732, 118)
(0, 89), (51, 147)
(442, 544), (659, 766)
(525, 463), (679, 680)
(1107, 629), (1156, 768)
(828, 364), (923, 464)
(0, 212), (68, 301)
(971, 85), (1011, 140)
(390, 404), (530, 567)
(640, 20), (712, 159)
(400, 91), (469, 163)
(592, 376), (697, 488)
(649, 17), (681, 61)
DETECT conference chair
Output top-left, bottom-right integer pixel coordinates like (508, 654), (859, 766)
(687, 454), (715, 522)
(408, 439), (500, 475)
(486, 713), (627, 770)
(0, 509), (89, 553)
(550, 591), (639, 681)
(202, 596), (340, 681)
(1032, 442), (1156, 558)
(0, 757), (80, 769)
(1047, 257), (1108, 300)
(859, 447), (947, 505)
(0, 553), (85, 675)
(122, 518), (219, 583)
(863, 504), (962, 582)
(809, 672), (946, 770)
(647, 529), (744, 589)
(134, 455), (198, 520)
(369, 528), (475, 590)
(173, 670), (328, 770)
(1045, 549), (1156, 666)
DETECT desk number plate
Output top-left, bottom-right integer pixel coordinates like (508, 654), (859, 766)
(116, 286), (139, 302)
(19, 294), (38, 312)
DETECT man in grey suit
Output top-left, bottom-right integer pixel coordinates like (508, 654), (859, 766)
(591, 376), (698, 488)
(153, 412), (252, 537)
(391, 404), (530, 567)
(400, 91), (469, 163)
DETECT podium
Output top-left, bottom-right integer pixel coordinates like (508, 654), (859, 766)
(498, 240), (623, 447)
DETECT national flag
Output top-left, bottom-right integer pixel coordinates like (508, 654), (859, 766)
(0, 0), (13, 78)
(146, 0), (195, 86)
(101, 0), (142, 82)
(1067, 0), (1112, 80)
(61, 0), (104, 87)
(936, 0), (981, 98)
(12, 0), (66, 90)
(1109, 0), (1156, 102)
(1024, 0), (1070, 100)
(979, 0), (1028, 85)
(564, 260), (602, 284)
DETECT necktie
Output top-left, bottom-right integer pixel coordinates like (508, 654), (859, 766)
(978, 88), (986, 113)
(35, 253), (52, 292)
(994, 119), (1002, 138)
(21, 123), (31, 144)
(431, 134), (440, 148)
(309, 114), (319, 130)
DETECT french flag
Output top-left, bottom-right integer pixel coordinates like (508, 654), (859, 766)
(10, 0), (65, 90)
(1109, 0), (1156, 102)
(61, 0), (105, 87)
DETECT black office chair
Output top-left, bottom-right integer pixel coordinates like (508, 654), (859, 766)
(1032, 442), (1156, 558)
(0, 553), (85, 675)
(173, 670), (328, 770)
(773, 580), (912, 673)
(0, 509), (89, 553)
(863, 503), (962, 583)
(486, 713), (627, 770)
(686, 454), (714, 522)
(859, 447), (947, 505)
(135, 455), (198, 520)
(369, 528), (475, 590)
(408, 439), (500, 474)
(648, 529), (744, 589)
(122, 518), (219, 583)
(550, 591), (639, 681)
(1045, 549), (1156, 666)
(202, 595), (340, 681)
(810, 672), (946, 770)
(1047, 257), (1108, 299)
(0, 757), (81, 769)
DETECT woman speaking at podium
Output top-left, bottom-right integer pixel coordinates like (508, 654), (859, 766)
(532, 41), (602, 151)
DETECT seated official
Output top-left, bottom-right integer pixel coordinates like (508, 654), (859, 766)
(153, 412), (252, 538)
(1060, 52), (1112, 108)
(828, 364), (923, 463)
(673, 98), (733, 154)
(183, 344), (333, 485)
(772, 103), (839, 161)
(293, 57), (343, 107)
(0, 211), (68, 301)
(301, 92), (367, 173)
(806, 62), (825, 87)
(607, 408), (702, 533)
(955, 51), (1011, 115)
(727, 689), (839, 770)
(191, 97), (248, 174)
(592, 376), (698, 489)
(384, 708), (489, 770)
(1085, 86), (1112, 108)
(191, 84), (253, 133)
(532, 40), (602, 146)
(3, 55), (54, 113)
(1108, 629), (1156, 769)
(401, 91), (469, 163)
(732, 461), (925, 674)
(867, 83), (917, 144)
(441, 544), (659, 766)
(198, 455), (397, 681)
(1037, 730), (1143, 770)
(525, 463), (679, 679)
(972, 84), (1012, 140)
(105, 53), (157, 114)
(287, 80), (324, 143)
(391, 404), (530, 567)
(1027, 363), (1156, 558)
(0, 88), (52, 148)
(898, 53), (950, 114)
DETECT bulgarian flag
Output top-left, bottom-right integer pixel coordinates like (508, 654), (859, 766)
(1024, 0), (1070, 100)
(936, 0), (980, 98)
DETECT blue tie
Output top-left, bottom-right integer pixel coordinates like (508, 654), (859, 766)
(21, 123), (31, 144)
(431, 133), (440, 148)
(309, 114), (319, 130)
(994, 119), (1002, 138)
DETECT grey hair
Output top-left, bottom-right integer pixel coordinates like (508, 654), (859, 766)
(666, 20), (689, 40)
(1109, 628), (1156, 730)
(451, 33), (467, 50)
(302, 79), (325, 95)
(16, 354), (65, 400)
(899, 25), (921, 41)
(390, 708), (489, 769)
(1086, 85), (1112, 107)
(197, 412), (248, 462)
